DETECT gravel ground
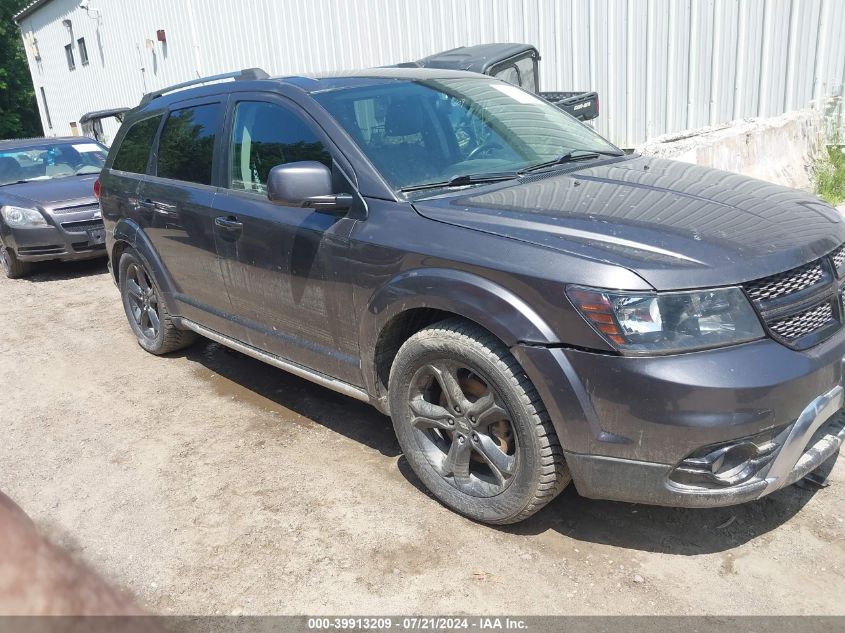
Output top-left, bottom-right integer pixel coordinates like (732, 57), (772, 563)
(1, 258), (843, 616)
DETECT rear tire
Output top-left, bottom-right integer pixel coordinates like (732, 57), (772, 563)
(0, 244), (31, 279)
(388, 318), (570, 524)
(119, 248), (195, 355)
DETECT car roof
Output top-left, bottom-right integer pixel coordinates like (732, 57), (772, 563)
(0, 137), (93, 151)
(414, 43), (538, 73)
(284, 67), (487, 92)
(135, 67), (490, 112)
(79, 108), (130, 124)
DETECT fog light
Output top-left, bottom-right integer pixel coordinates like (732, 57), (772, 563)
(670, 426), (787, 489)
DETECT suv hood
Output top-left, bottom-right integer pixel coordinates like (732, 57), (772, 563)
(0, 175), (99, 210)
(412, 156), (845, 290)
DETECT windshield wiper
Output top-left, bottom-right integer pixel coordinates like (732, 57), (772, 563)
(520, 148), (625, 174)
(400, 171), (519, 193)
(0, 179), (33, 187)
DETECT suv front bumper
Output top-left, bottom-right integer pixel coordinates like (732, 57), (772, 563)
(513, 332), (845, 507)
(564, 391), (844, 507)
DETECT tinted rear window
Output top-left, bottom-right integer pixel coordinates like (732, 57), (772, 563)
(111, 116), (161, 174)
(156, 103), (223, 185)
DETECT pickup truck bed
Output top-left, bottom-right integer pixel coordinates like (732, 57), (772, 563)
(399, 44), (601, 123)
(541, 91), (599, 122)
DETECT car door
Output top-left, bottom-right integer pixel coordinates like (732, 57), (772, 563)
(141, 96), (237, 334)
(212, 95), (361, 385)
(103, 113), (163, 244)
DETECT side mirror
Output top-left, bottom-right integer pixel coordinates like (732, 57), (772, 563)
(266, 161), (353, 213)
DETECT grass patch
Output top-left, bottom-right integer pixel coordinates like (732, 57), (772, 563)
(817, 144), (845, 206)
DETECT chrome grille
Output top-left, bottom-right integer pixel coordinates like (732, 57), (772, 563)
(60, 219), (104, 233)
(768, 303), (836, 342)
(744, 262), (826, 302)
(52, 202), (99, 215)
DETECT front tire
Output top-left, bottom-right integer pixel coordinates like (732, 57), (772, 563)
(119, 248), (195, 355)
(0, 244), (31, 279)
(388, 319), (570, 524)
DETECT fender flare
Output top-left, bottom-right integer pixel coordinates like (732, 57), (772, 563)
(112, 218), (177, 299)
(360, 268), (559, 399)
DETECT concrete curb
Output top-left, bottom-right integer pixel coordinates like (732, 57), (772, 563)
(637, 110), (825, 191)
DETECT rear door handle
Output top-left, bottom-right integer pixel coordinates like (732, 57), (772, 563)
(152, 201), (176, 214)
(214, 216), (243, 240)
(138, 199), (176, 215)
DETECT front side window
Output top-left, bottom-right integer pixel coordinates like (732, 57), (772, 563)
(111, 116), (162, 174)
(314, 77), (619, 193)
(0, 141), (106, 186)
(157, 103), (223, 185)
(228, 101), (331, 195)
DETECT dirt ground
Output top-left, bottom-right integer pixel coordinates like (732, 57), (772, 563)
(1, 258), (843, 616)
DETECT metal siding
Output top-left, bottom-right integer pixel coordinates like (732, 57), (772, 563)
(16, 0), (845, 147)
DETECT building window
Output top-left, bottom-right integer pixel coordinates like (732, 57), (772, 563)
(77, 38), (88, 66)
(65, 43), (75, 70)
(39, 87), (53, 129)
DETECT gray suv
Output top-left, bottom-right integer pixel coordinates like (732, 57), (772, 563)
(98, 67), (845, 524)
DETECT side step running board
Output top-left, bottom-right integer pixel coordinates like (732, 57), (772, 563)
(177, 318), (370, 403)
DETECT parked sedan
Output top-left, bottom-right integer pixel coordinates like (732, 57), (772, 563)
(0, 137), (107, 278)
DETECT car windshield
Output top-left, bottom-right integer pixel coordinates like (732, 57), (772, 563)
(313, 77), (620, 194)
(0, 141), (106, 186)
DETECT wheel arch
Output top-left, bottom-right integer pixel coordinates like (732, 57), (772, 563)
(361, 268), (558, 410)
(112, 218), (176, 298)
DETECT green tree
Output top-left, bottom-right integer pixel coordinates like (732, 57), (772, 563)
(0, 0), (42, 138)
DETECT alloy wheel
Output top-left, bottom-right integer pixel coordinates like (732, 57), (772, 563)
(407, 361), (517, 498)
(125, 262), (161, 341)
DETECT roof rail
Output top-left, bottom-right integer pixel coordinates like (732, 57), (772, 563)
(139, 67), (270, 106)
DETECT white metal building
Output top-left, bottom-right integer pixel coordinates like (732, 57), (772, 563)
(14, 0), (845, 148)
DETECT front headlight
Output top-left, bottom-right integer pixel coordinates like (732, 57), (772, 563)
(567, 286), (764, 354)
(1, 205), (48, 228)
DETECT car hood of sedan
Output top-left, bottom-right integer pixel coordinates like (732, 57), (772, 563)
(0, 175), (99, 209)
(412, 155), (845, 290)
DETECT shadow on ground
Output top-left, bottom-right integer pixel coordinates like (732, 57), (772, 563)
(18, 257), (109, 282)
(180, 338), (831, 556)
(181, 340), (400, 457)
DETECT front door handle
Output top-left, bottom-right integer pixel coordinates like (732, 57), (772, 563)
(214, 216), (243, 240)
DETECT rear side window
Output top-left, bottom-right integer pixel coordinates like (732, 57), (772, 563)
(228, 101), (331, 195)
(111, 116), (161, 174)
(157, 103), (223, 185)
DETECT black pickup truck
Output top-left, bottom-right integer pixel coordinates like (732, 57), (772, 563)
(400, 43), (599, 122)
